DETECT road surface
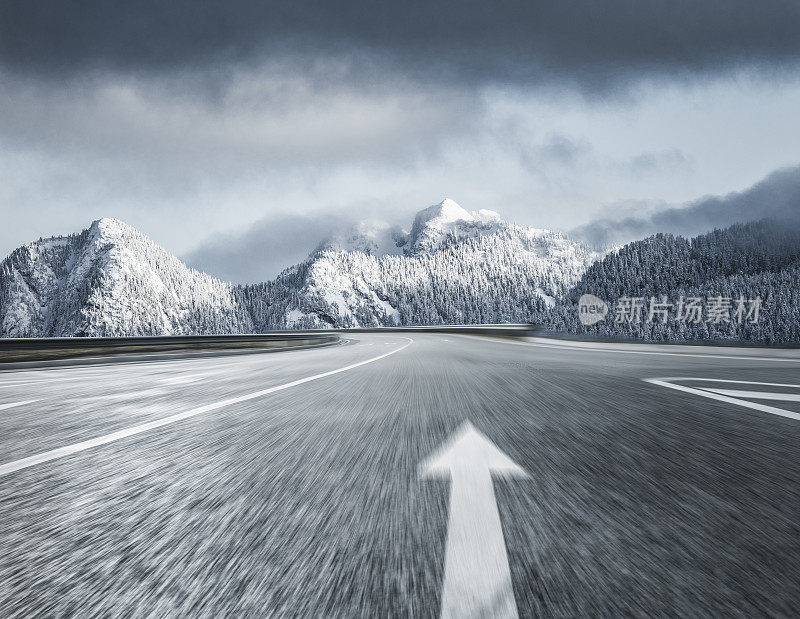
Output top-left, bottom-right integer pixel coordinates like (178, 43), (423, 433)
(0, 333), (798, 617)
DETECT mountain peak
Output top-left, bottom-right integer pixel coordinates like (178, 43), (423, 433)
(438, 197), (475, 220)
(412, 199), (503, 228)
(408, 198), (504, 252)
(415, 198), (475, 227)
(90, 217), (139, 237)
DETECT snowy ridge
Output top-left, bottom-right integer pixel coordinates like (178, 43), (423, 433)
(0, 218), (252, 337)
(246, 200), (601, 329)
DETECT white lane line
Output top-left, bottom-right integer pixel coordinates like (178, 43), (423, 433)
(0, 378), (82, 389)
(644, 378), (800, 421)
(0, 375), (145, 389)
(0, 399), (39, 411)
(481, 335), (800, 363)
(158, 374), (207, 385)
(0, 338), (413, 477)
(702, 389), (800, 402)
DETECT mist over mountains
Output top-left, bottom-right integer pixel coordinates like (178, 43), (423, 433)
(572, 164), (800, 249)
(2, 198), (799, 343)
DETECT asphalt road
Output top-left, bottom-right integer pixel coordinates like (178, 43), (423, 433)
(0, 333), (799, 617)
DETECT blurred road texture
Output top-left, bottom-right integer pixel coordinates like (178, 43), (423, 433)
(1, 333), (798, 617)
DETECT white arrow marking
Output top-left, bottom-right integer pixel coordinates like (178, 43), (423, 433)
(420, 422), (528, 619)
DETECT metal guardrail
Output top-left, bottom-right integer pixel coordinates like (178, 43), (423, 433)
(0, 333), (340, 364)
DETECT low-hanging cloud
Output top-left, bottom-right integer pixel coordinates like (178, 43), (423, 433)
(572, 164), (800, 247)
(183, 200), (416, 283)
(183, 213), (346, 284)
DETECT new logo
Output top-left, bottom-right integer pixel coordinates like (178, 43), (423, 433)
(578, 294), (608, 326)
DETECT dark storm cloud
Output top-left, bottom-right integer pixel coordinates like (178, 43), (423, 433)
(572, 165), (800, 248)
(2, 1), (800, 90)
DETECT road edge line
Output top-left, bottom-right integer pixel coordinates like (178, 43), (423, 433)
(643, 378), (800, 421)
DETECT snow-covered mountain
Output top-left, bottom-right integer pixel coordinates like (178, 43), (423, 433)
(0, 218), (252, 337)
(242, 199), (601, 329)
(0, 200), (602, 336)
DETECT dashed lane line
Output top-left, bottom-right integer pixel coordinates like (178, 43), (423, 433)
(0, 400), (39, 411)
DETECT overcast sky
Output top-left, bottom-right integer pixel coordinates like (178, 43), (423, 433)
(2, 1), (800, 281)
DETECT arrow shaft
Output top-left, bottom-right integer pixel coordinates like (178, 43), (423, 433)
(440, 468), (518, 619)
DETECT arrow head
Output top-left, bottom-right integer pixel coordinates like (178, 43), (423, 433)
(419, 422), (529, 479)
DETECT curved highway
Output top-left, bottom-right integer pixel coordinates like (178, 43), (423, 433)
(0, 333), (798, 617)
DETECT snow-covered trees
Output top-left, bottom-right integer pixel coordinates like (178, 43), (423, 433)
(2, 207), (798, 345)
(549, 220), (800, 344)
